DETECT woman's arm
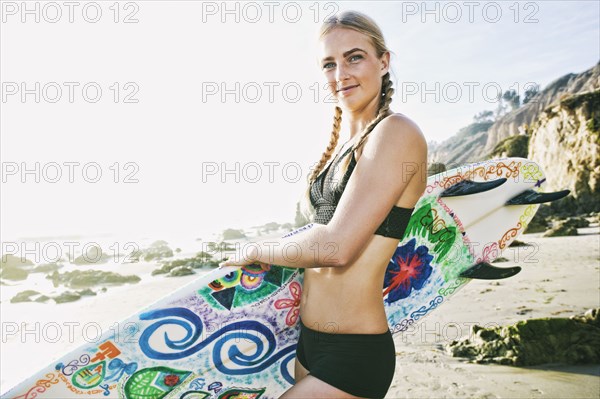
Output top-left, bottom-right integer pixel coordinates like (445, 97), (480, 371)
(221, 114), (427, 270)
(242, 222), (345, 269)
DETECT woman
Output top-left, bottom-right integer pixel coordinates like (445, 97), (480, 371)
(219, 10), (427, 399)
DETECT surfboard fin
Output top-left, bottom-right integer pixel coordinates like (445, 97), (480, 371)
(459, 262), (521, 280)
(440, 178), (507, 198)
(505, 189), (570, 205)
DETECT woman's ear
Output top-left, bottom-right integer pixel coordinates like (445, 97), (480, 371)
(380, 51), (391, 76)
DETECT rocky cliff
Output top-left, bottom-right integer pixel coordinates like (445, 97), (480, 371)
(428, 122), (491, 166)
(483, 61), (600, 155)
(528, 90), (599, 213)
(429, 61), (600, 214)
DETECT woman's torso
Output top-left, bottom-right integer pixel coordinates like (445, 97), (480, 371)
(300, 116), (426, 334)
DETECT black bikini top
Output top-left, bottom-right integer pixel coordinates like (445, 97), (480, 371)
(309, 145), (414, 240)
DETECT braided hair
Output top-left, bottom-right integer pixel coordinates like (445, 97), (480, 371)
(300, 11), (395, 222)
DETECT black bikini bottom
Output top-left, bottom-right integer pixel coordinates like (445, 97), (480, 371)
(295, 318), (396, 398)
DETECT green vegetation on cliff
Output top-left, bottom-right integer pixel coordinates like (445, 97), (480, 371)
(489, 134), (530, 158)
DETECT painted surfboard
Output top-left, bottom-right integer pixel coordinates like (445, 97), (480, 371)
(2, 157), (563, 399)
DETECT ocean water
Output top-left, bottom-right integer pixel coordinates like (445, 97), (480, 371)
(0, 224), (294, 393)
(0, 228), (224, 393)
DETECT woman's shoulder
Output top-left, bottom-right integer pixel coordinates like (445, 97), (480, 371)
(380, 112), (422, 131)
(354, 112), (427, 162)
(377, 112), (426, 147)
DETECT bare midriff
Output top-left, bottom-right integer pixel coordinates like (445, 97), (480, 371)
(299, 234), (401, 334)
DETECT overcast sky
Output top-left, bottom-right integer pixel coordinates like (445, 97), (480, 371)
(2, 1), (599, 242)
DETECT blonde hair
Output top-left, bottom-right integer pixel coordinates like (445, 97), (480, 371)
(300, 10), (395, 222)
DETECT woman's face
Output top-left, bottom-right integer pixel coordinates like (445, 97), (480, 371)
(318, 28), (389, 111)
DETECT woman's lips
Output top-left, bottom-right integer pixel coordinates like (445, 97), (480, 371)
(337, 85), (359, 95)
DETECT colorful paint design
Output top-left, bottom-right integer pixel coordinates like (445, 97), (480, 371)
(123, 367), (191, 399)
(274, 282), (302, 326)
(11, 374), (60, 399)
(199, 265), (297, 311)
(383, 238), (433, 303)
(71, 361), (106, 389)
(404, 199), (459, 259)
(3, 158), (545, 399)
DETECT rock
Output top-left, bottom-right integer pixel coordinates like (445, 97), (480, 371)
(0, 267), (29, 281)
(524, 216), (550, 234)
(10, 290), (50, 303)
(151, 265), (172, 276)
(207, 242), (235, 252)
(543, 226), (579, 237)
(203, 259), (220, 268)
(429, 121), (492, 165)
(152, 252), (216, 275)
(48, 271), (60, 288)
(127, 240), (175, 263)
(167, 266), (195, 277)
(77, 288), (96, 296)
(477, 328), (500, 342)
(447, 308), (600, 366)
(34, 295), (50, 303)
(489, 134), (529, 158)
(143, 240), (174, 262)
(46, 270), (141, 289)
(0, 254), (34, 280)
(428, 163), (447, 176)
(509, 240), (529, 247)
(543, 220), (580, 237)
(429, 63), (600, 216)
(72, 245), (111, 265)
(53, 291), (81, 304)
(32, 262), (62, 273)
(10, 290), (41, 303)
(221, 229), (247, 240)
(0, 254), (34, 269)
(571, 307), (600, 326)
(558, 216), (590, 228)
(529, 89), (600, 215)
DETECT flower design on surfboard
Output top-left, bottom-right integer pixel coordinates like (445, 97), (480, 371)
(274, 281), (302, 326)
(383, 238), (433, 304)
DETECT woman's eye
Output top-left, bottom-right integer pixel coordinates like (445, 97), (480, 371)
(323, 55), (361, 70)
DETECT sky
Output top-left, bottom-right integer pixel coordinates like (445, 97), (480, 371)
(1, 0), (599, 243)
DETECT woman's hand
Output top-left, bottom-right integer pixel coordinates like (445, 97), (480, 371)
(219, 259), (271, 272)
(218, 245), (271, 272)
(218, 254), (252, 268)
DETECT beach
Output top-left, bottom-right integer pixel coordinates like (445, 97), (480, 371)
(1, 225), (599, 398)
(388, 224), (600, 399)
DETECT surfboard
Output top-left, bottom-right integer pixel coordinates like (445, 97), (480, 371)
(1, 157), (567, 399)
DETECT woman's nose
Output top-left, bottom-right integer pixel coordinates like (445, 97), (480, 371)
(335, 63), (350, 83)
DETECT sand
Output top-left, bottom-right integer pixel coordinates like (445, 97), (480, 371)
(389, 224), (600, 398)
(1, 225), (598, 398)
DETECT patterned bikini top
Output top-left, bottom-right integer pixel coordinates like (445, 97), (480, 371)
(309, 145), (414, 240)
